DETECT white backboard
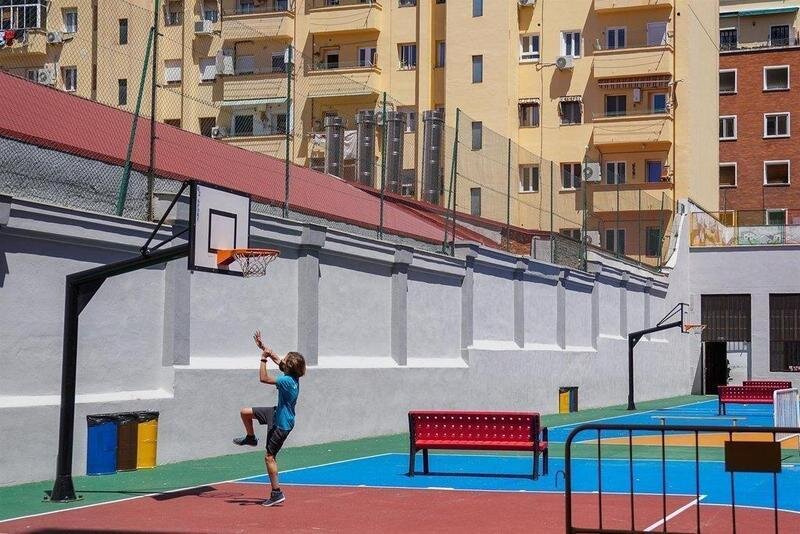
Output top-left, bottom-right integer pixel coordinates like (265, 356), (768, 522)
(189, 182), (251, 276)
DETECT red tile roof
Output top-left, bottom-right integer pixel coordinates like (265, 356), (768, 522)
(0, 72), (484, 246)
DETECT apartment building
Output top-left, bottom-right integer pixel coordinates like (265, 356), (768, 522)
(0, 0), (719, 263)
(718, 0), (800, 226)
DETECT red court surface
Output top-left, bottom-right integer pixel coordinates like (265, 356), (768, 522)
(2, 484), (798, 534)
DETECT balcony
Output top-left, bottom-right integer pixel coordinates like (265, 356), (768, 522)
(592, 109), (672, 147)
(220, 70), (289, 101)
(591, 182), (673, 215)
(690, 210), (800, 248)
(305, 0), (381, 35)
(305, 61), (381, 98)
(594, 0), (672, 12)
(593, 41), (672, 78)
(219, 132), (287, 158)
(222, 3), (294, 41)
(720, 36), (800, 53)
(0, 29), (47, 57)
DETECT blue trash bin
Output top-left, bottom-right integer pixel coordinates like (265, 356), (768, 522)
(86, 414), (118, 475)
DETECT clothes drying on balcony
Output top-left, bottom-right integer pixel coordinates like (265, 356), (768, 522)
(597, 75), (671, 90)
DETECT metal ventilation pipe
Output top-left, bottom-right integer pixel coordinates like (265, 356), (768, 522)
(422, 109), (444, 204)
(324, 116), (345, 178)
(355, 110), (376, 187)
(383, 110), (405, 194)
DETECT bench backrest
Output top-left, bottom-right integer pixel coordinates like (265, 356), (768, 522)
(719, 385), (776, 402)
(409, 411), (539, 444)
(743, 380), (792, 390)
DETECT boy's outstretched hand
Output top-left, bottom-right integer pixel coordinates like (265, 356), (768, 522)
(253, 330), (266, 351)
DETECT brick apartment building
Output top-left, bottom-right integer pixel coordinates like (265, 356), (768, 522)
(718, 2), (800, 226)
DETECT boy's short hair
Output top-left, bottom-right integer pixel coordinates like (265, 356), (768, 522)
(279, 352), (306, 378)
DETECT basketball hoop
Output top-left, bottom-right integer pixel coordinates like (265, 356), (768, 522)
(682, 323), (706, 335)
(216, 248), (279, 278)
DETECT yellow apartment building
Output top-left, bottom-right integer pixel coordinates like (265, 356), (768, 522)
(0, 0), (719, 262)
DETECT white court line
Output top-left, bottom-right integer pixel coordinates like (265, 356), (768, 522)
(549, 398), (718, 431)
(643, 495), (706, 532)
(236, 452), (395, 481)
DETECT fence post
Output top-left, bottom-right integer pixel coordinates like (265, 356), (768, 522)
(550, 160), (554, 261)
(616, 177), (620, 258)
(638, 189), (642, 264)
(115, 26), (155, 216)
(283, 45), (293, 218)
(145, 0), (160, 221)
(378, 92), (387, 240)
(506, 138), (511, 252)
(442, 108), (460, 255)
(657, 192), (666, 268)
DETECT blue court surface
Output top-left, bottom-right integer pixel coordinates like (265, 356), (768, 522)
(239, 399), (800, 514)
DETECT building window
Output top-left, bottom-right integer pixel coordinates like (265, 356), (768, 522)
(118, 79), (128, 106)
(199, 117), (216, 137)
(764, 161), (790, 185)
(26, 69), (37, 82)
(472, 55), (483, 83)
(62, 67), (77, 92)
(562, 163), (582, 190)
(436, 40), (446, 67)
(519, 101), (540, 127)
(766, 209), (787, 225)
(118, 18), (128, 45)
(719, 116), (737, 140)
(606, 27), (626, 49)
(719, 163), (737, 187)
(203, 1), (219, 22)
(358, 47), (377, 67)
(233, 114), (254, 136)
(199, 57), (216, 81)
(764, 112), (790, 138)
(559, 99), (582, 125)
(719, 70), (737, 94)
(322, 50), (339, 69)
(166, 1), (183, 25)
(645, 227), (661, 257)
(720, 28), (737, 51)
(398, 106), (416, 133)
(769, 294), (800, 372)
(472, 0), (482, 17)
(399, 44), (417, 69)
(272, 52), (287, 73)
(605, 161), (626, 184)
(605, 95), (627, 117)
(770, 25), (791, 47)
(399, 0), (416, 6)
(520, 165), (539, 192)
(238, 0), (255, 13)
(235, 55), (255, 75)
(646, 21), (667, 46)
(646, 160), (663, 183)
(764, 66), (790, 91)
(470, 187), (481, 216)
(605, 228), (625, 254)
(561, 31), (581, 58)
(164, 119), (181, 128)
(520, 34), (540, 62)
(652, 93), (668, 113)
(561, 228), (581, 240)
(471, 121), (482, 150)
(63, 9), (78, 33)
(164, 59), (182, 84)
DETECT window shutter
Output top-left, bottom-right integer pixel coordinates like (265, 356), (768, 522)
(200, 58), (216, 81)
(164, 60), (181, 83)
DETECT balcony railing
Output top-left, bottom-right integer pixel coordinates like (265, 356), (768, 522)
(223, 1), (295, 15)
(217, 127), (288, 138)
(593, 107), (670, 119)
(308, 59), (377, 72)
(306, 0), (376, 8)
(720, 36), (800, 52)
(690, 210), (800, 247)
(0, 2), (46, 31)
(591, 37), (671, 52)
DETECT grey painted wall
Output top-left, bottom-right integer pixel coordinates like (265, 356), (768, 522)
(0, 196), (697, 486)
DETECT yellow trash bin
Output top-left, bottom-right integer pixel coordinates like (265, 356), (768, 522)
(559, 387), (578, 414)
(135, 411), (159, 469)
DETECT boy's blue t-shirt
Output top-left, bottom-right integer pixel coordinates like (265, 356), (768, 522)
(275, 375), (300, 431)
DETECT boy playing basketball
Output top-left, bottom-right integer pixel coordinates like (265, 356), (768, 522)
(233, 330), (306, 507)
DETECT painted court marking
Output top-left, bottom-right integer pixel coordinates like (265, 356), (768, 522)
(643, 495), (706, 532)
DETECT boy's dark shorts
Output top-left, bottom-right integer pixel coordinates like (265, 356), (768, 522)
(252, 406), (291, 457)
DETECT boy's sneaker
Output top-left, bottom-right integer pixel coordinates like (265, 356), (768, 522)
(232, 435), (258, 446)
(262, 489), (285, 507)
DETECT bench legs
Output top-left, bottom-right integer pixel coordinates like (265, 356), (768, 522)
(408, 447), (415, 477)
(543, 448), (549, 476)
(719, 401), (726, 416)
(423, 449), (429, 474)
(533, 451), (539, 480)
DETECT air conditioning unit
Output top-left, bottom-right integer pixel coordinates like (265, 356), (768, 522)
(194, 20), (213, 35)
(555, 55), (574, 70)
(210, 126), (227, 139)
(518, 0), (535, 5)
(37, 66), (56, 85)
(46, 31), (63, 44)
(583, 162), (602, 183)
(215, 49), (235, 75)
(633, 87), (642, 103)
(0, 37), (5, 48)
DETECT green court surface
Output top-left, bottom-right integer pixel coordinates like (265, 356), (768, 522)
(0, 394), (708, 522)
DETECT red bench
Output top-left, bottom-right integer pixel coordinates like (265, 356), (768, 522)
(407, 411), (548, 479)
(718, 386), (778, 415)
(742, 380), (792, 389)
